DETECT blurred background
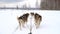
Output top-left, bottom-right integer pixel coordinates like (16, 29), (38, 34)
(0, 0), (60, 10)
(0, 0), (40, 9)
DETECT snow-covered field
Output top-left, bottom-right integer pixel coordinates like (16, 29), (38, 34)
(0, 10), (60, 34)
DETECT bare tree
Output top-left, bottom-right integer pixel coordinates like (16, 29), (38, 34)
(40, 0), (60, 10)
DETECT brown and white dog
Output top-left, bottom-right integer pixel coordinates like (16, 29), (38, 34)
(17, 13), (29, 30)
(34, 13), (42, 28)
(17, 12), (42, 30)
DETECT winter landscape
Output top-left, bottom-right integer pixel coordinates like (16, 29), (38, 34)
(0, 10), (60, 34)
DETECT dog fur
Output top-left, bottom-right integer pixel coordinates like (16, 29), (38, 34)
(17, 13), (42, 29)
(34, 13), (42, 28)
(17, 13), (29, 30)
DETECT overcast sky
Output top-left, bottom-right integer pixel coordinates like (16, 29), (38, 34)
(0, 0), (24, 2)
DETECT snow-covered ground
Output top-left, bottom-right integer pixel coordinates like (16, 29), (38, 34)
(0, 10), (60, 34)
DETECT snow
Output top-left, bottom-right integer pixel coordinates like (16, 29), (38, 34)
(0, 10), (60, 34)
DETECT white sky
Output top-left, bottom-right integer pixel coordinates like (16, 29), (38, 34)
(0, 0), (24, 2)
(0, 10), (60, 34)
